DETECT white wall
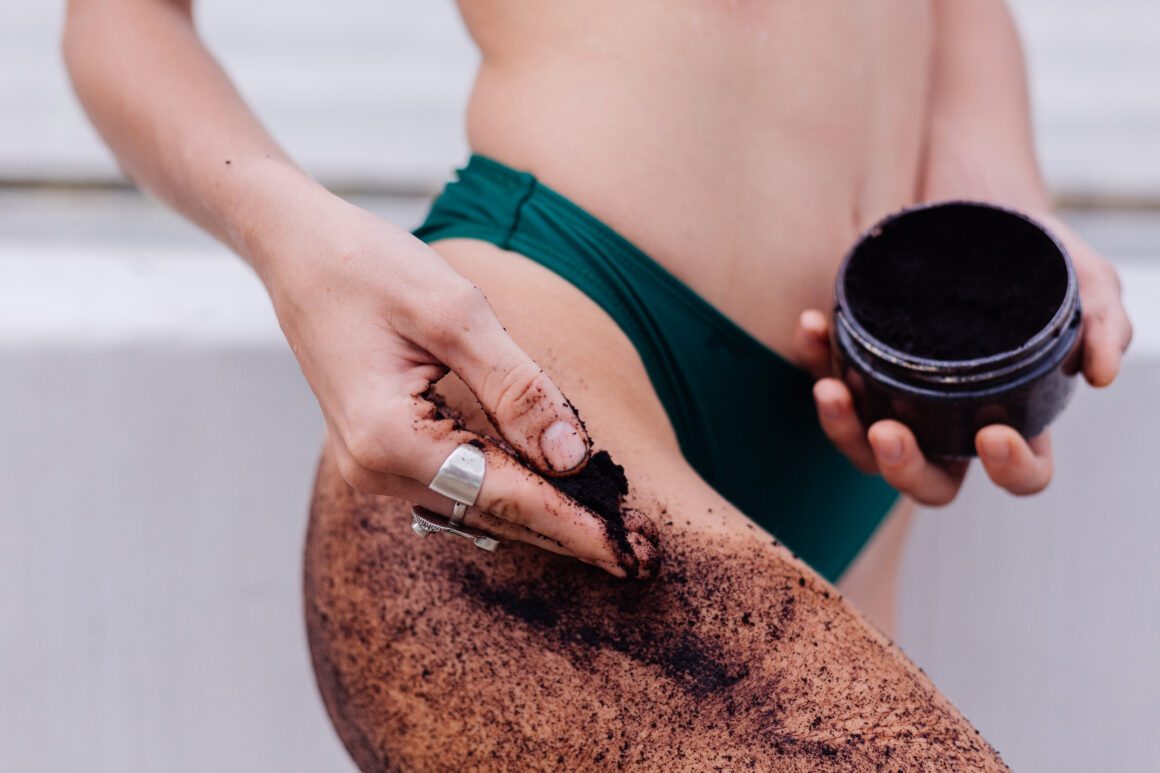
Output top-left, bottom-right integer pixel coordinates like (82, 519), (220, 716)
(2, 2), (1159, 771)
(1, 0), (477, 189)
(3, 0), (1160, 196)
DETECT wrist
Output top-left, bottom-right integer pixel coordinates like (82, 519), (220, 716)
(213, 156), (334, 282)
(920, 130), (1053, 216)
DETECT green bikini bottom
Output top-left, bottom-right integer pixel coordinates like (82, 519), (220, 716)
(414, 155), (898, 582)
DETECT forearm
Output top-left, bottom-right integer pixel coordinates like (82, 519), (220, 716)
(922, 0), (1052, 214)
(62, 0), (327, 279)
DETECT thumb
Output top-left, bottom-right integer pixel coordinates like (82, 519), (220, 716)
(421, 288), (592, 474)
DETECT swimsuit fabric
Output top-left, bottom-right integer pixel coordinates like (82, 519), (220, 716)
(415, 155), (899, 581)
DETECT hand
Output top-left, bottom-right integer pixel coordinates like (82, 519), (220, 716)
(794, 216), (1131, 505)
(254, 185), (658, 577)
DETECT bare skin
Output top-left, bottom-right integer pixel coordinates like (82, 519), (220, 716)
(306, 238), (1007, 770)
(64, 0), (1130, 573)
(63, 0), (1133, 768)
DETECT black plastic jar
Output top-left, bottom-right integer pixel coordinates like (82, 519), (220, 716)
(831, 201), (1083, 458)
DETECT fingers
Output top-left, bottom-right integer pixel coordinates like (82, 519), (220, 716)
(813, 380), (967, 504)
(976, 425), (1054, 496)
(1081, 302), (1133, 387)
(466, 438), (658, 574)
(812, 378), (1055, 504)
(812, 379), (878, 474)
(417, 283), (592, 474)
(866, 421), (968, 507)
(1071, 244), (1133, 388)
(794, 309), (833, 379)
(372, 475), (634, 578)
(330, 396), (657, 576)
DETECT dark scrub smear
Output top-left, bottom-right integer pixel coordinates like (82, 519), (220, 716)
(544, 450), (658, 577)
(458, 565), (747, 697)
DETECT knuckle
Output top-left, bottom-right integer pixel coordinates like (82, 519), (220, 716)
(887, 466), (941, 504)
(481, 492), (525, 526)
(492, 361), (557, 424)
(343, 419), (399, 474)
(424, 281), (486, 351)
(334, 449), (378, 492)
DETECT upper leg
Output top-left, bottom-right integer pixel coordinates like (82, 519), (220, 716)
(836, 496), (917, 637)
(305, 451), (1003, 772)
(304, 453), (783, 771)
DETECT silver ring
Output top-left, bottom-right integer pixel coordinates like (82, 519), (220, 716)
(428, 443), (486, 509)
(449, 501), (467, 527)
(411, 506), (499, 552)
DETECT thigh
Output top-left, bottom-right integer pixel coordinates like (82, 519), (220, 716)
(837, 497), (916, 637)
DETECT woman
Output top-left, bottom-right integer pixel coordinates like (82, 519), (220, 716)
(64, 0), (1130, 768)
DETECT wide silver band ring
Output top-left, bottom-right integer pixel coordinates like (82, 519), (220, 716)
(428, 443), (486, 514)
(413, 443), (495, 549)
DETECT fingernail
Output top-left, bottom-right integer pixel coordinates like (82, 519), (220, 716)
(541, 420), (588, 472)
(982, 435), (1010, 463)
(874, 433), (905, 463)
(631, 537), (662, 580)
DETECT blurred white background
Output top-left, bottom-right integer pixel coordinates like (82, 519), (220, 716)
(1, 1), (1158, 771)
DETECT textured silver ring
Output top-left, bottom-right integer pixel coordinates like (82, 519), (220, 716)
(429, 442), (486, 510)
(411, 506), (499, 552)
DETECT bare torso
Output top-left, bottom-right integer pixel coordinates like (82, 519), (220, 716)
(460, 0), (933, 357)
(456, 0), (928, 614)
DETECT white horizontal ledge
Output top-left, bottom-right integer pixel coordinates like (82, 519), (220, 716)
(0, 245), (284, 348)
(2, 244), (1159, 357)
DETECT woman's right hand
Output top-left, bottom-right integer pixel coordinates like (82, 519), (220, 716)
(251, 180), (658, 577)
(62, 0), (651, 575)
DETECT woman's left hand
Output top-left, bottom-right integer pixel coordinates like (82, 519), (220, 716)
(794, 212), (1133, 506)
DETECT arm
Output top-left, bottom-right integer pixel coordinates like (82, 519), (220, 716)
(796, 0), (1132, 505)
(62, 0), (657, 575)
(920, 0), (1051, 213)
(922, 0), (1131, 391)
(62, 0), (302, 259)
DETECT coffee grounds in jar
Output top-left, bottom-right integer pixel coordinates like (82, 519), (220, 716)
(843, 203), (1068, 360)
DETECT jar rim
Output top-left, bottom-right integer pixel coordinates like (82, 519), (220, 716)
(833, 200), (1079, 385)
